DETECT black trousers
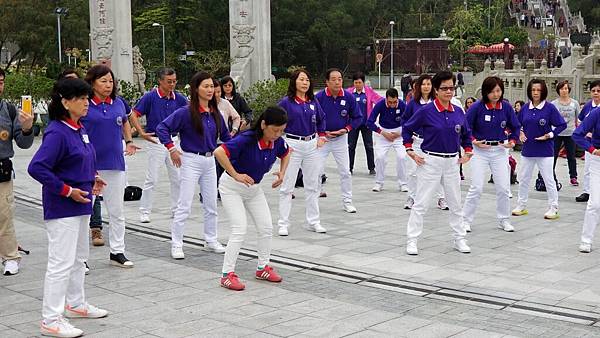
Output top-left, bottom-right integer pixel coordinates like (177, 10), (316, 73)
(348, 124), (375, 172)
(553, 135), (578, 179)
(89, 196), (103, 229)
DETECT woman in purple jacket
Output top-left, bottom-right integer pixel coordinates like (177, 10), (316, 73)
(29, 79), (108, 338)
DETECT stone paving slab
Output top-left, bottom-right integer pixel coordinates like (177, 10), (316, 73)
(5, 137), (600, 337)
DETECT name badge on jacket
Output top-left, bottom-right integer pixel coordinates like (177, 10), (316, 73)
(484, 115), (491, 122)
(82, 134), (90, 143)
(340, 100), (346, 106)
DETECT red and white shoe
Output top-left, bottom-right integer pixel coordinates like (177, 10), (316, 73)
(220, 272), (245, 291)
(255, 265), (282, 283)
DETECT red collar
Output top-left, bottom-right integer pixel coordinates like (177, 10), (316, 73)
(385, 102), (398, 109)
(433, 98), (454, 112)
(294, 96), (308, 104)
(198, 105), (210, 113)
(258, 138), (275, 150)
(325, 87), (344, 97)
(485, 101), (502, 110)
(156, 87), (175, 100)
(91, 96), (113, 105)
(61, 118), (81, 130)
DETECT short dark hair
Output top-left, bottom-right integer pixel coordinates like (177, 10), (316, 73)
(481, 76), (504, 103)
(385, 88), (398, 98)
(352, 71), (365, 82)
(84, 65), (117, 99)
(286, 69), (315, 101)
(590, 80), (600, 91)
(413, 74), (433, 102)
(157, 67), (176, 80)
(0, 68), (5, 79)
(526, 79), (548, 102)
(431, 71), (455, 90)
(251, 106), (288, 139)
(325, 68), (342, 80)
(58, 68), (79, 80)
(220, 76), (237, 97)
(48, 79), (92, 121)
(555, 80), (571, 94)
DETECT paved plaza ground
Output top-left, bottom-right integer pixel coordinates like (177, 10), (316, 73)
(3, 137), (600, 337)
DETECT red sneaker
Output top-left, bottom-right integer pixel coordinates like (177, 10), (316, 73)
(570, 177), (579, 186)
(255, 265), (282, 282)
(220, 272), (245, 291)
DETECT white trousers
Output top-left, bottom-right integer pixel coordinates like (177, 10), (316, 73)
(318, 134), (352, 203)
(278, 137), (321, 228)
(139, 137), (180, 216)
(462, 146), (511, 225)
(373, 127), (407, 186)
(172, 152), (218, 247)
(581, 154), (600, 244)
(406, 137), (444, 200)
(516, 156), (558, 209)
(98, 170), (126, 254)
(42, 215), (89, 323)
(407, 154), (466, 240)
(220, 174), (272, 273)
(583, 152), (591, 194)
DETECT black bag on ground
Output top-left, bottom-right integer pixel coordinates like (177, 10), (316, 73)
(535, 172), (562, 192)
(124, 185), (142, 201)
(295, 169), (327, 188)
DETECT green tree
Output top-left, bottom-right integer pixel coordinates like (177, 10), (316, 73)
(446, 6), (484, 68)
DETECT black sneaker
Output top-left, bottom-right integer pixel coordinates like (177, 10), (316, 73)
(369, 169), (376, 175)
(576, 193), (589, 202)
(84, 262), (90, 275)
(110, 253), (134, 268)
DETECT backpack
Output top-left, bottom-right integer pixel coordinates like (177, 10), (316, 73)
(508, 155), (518, 184)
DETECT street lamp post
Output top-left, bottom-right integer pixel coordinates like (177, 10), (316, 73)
(152, 22), (166, 66)
(376, 40), (381, 89)
(54, 7), (69, 63)
(390, 21), (395, 87)
(488, 0), (491, 29)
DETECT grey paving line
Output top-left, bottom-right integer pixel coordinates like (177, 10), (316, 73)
(14, 189), (600, 327)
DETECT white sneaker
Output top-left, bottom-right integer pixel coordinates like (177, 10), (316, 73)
(399, 184), (409, 192)
(511, 206), (528, 216)
(437, 198), (449, 210)
(205, 242), (226, 254)
(404, 197), (414, 209)
(544, 206), (559, 220)
(508, 191), (513, 198)
(40, 317), (83, 337)
(462, 222), (472, 233)
(372, 183), (383, 192)
(406, 240), (418, 255)
(171, 246), (185, 259)
(579, 242), (592, 253)
(343, 203), (357, 213)
(139, 214), (150, 223)
(3, 259), (19, 276)
(307, 224), (327, 233)
(498, 219), (514, 232)
(278, 226), (289, 236)
(454, 239), (471, 253)
(65, 303), (108, 319)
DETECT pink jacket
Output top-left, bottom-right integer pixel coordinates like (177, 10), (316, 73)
(346, 85), (383, 118)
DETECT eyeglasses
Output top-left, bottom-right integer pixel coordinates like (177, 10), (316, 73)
(438, 86), (456, 92)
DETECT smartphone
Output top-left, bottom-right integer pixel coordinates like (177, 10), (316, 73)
(21, 96), (32, 116)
